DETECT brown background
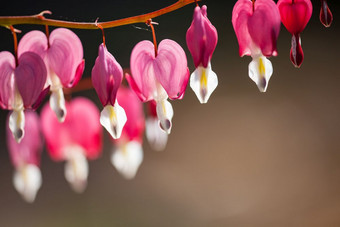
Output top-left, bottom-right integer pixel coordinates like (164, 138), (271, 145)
(0, 0), (340, 226)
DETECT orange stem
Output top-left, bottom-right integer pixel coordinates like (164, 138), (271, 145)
(146, 19), (158, 57)
(9, 26), (18, 66)
(0, 0), (200, 29)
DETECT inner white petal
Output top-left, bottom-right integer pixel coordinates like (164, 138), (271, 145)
(49, 73), (66, 122)
(13, 164), (42, 203)
(100, 101), (127, 139)
(111, 141), (143, 180)
(156, 98), (174, 134)
(145, 117), (168, 151)
(248, 56), (273, 92)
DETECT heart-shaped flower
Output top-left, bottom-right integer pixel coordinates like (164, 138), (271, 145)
(126, 39), (189, 133)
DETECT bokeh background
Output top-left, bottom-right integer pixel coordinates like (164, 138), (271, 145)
(1, 0), (340, 226)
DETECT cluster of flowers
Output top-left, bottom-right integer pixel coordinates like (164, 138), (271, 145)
(0, 0), (333, 202)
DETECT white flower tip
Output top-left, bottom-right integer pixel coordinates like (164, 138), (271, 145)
(9, 109), (25, 143)
(156, 99), (173, 134)
(13, 164), (42, 203)
(248, 56), (273, 93)
(145, 118), (168, 151)
(190, 63), (218, 104)
(50, 88), (67, 122)
(65, 149), (89, 193)
(111, 141), (143, 180)
(100, 103), (127, 139)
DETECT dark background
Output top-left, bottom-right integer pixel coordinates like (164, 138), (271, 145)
(0, 0), (340, 226)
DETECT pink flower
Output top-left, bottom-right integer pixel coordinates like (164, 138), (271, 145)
(40, 97), (102, 193)
(0, 50), (47, 142)
(91, 43), (126, 139)
(277, 0), (312, 67)
(111, 86), (145, 179)
(126, 39), (189, 133)
(145, 101), (168, 151)
(6, 111), (43, 203)
(320, 0), (333, 27)
(232, 0), (281, 92)
(18, 28), (85, 122)
(186, 5), (218, 103)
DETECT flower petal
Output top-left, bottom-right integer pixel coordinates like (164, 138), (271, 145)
(17, 30), (48, 58)
(13, 164), (42, 203)
(47, 28), (84, 87)
(92, 44), (123, 106)
(290, 34), (304, 68)
(190, 62), (218, 104)
(9, 109), (25, 143)
(156, 98), (174, 134)
(49, 87), (67, 122)
(145, 117), (168, 151)
(100, 102), (127, 139)
(111, 141), (143, 180)
(0, 51), (16, 109)
(248, 56), (273, 92)
(15, 52), (47, 108)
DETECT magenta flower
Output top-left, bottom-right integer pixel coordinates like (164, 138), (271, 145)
(186, 5), (218, 103)
(91, 43), (126, 139)
(111, 86), (145, 179)
(40, 98), (102, 193)
(232, 0), (281, 92)
(320, 0), (333, 27)
(126, 39), (189, 133)
(6, 111), (42, 203)
(18, 28), (85, 122)
(277, 0), (312, 67)
(145, 101), (168, 151)
(0, 51), (47, 143)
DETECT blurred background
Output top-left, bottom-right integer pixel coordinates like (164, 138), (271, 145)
(1, 0), (340, 226)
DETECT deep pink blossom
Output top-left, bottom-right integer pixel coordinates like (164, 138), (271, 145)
(0, 51), (47, 142)
(111, 86), (145, 179)
(91, 43), (126, 139)
(6, 110), (42, 203)
(41, 97), (102, 192)
(320, 0), (333, 27)
(277, 0), (312, 67)
(126, 39), (189, 133)
(232, 0), (281, 92)
(18, 28), (85, 121)
(186, 5), (218, 103)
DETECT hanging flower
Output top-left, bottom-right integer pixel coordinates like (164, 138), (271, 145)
(126, 39), (190, 133)
(0, 51), (47, 143)
(18, 28), (85, 122)
(111, 86), (145, 179)
(145, 100), (168, 151)
(186, 5), (218, 103)
(232, 0), (281, 92)
(277, 0), (312, 67)
(6, 111), (43, 203)
(91, 43), (126, 139)
(40, 97), (102, 193)
(320, 0), (333, 27)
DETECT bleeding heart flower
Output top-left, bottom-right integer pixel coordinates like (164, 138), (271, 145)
(186, 5), (218, 103)
(0, 51), (47, 143)
(6, 110), (43, 203)
(145, 100), (168, 151)
(320, 0), (333, 27)
(111, 86), (145, 179)
(18, 28), (85, 122)
(91, 43), (126, 140)
(232, 0), (281, 92)
(40, 97), (102, 193)
(126, 39), (189, 133)
(277, 0), (312, 67)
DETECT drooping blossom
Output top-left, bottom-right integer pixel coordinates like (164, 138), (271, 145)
(91, 43), (126, 139)
(232, 0), (281, 92)
(277, 0), (312, 67)
(126, 39), (190, 134)
(40, 98), (102, 193)
(320, 0), (333, 27)
(6, 111), (43, 203)
(145, 101), (168, 151)
(18, 28), (85, 122)
(111, 86), (145, 179)
(0, 51), (47, 143)
(186, 5), (218, 103)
